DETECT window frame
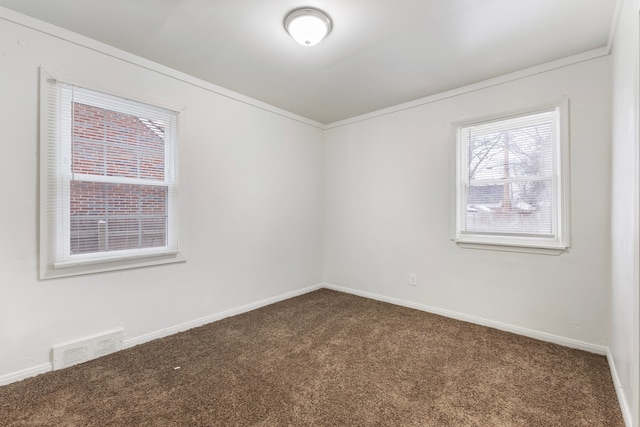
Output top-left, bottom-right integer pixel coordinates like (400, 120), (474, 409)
(453, 101), (570, 255)
(39, 70), (186, 279)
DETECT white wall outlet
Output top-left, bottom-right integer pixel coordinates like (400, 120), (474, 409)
(409, 274), (416, 286)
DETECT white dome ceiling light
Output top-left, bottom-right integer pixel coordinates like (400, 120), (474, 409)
(284, 7), (333, 47)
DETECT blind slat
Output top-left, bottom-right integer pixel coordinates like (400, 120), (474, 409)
(466, 109), (557, 137)
(44, 79), (179, 264)
(459, 107), (559, 237)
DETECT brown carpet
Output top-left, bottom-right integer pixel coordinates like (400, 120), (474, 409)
(0, 289), (624, 426)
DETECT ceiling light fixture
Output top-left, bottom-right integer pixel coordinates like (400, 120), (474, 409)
(284, 7), (332, 47)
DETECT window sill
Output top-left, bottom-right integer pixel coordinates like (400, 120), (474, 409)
(455, 241), (567, 256)
(54, 249), (180, 269)
(40, 251), (186, 280)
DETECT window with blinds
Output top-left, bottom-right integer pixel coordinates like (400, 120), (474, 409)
(454, 105), (569, 252)
(40, 73), (183, 278)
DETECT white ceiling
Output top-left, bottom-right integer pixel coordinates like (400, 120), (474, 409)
(0, 0), (617, 124)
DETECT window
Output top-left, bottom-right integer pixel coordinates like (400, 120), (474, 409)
(454, 104), (569, 253)
(40, 75), (184, 279)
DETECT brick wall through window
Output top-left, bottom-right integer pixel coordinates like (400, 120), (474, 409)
(70, 103), (168, 255)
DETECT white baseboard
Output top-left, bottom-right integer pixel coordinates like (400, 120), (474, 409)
(322, 283), (608, 355)
(0, 283), (323, 387)
(0, 363), (52, 386)
(325, 283), (630, 425)
(0, 283), (630, 426)
(607, 349), (633, 427)
(123, 283), (323, 349)
(0, 282), (617, 404)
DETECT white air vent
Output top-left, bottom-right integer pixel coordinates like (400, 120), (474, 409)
(53, 328), (124, 370)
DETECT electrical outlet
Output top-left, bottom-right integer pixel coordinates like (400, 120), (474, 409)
(409, 274), (416, 286)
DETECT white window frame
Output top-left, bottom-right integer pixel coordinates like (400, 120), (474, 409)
(453, 101), (570, 255)
(39, 70), (186, 279)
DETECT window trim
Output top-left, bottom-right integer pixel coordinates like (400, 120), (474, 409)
(452, 100), (571, 255)
(39, 69), (186, 279)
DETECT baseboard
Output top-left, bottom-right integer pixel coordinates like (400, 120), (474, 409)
(0, 363), (52, 386)
(0, 283), (323, 387)
(1, 283), (613, 394)
(326, 283), (630, 424)
(607, 349), (633, 427)
(323, 283), (608, 355)
(123, 283), (324, 349)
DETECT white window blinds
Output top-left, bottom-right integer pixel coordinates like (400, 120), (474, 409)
(455, 106), (568, 251)
(40, 77), (180, 275)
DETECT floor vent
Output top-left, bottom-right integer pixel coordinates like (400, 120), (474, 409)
(52, 328), (124, 370)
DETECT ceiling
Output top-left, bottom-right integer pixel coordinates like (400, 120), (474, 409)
(0, 0), (617, 124)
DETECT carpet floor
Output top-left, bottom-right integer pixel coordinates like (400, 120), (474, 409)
(0, 289), (624, 426)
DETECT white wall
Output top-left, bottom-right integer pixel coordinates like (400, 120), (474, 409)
(0, 10), (630, 423)
(0, 15), (324, 380)
(324, 56), (613, 349)
(610, 0), (640, 425)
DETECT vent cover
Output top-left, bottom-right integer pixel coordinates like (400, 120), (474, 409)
(53, 328), (124, 370)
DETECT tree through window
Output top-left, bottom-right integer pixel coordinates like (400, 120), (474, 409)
(455, 106), (569, 251)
